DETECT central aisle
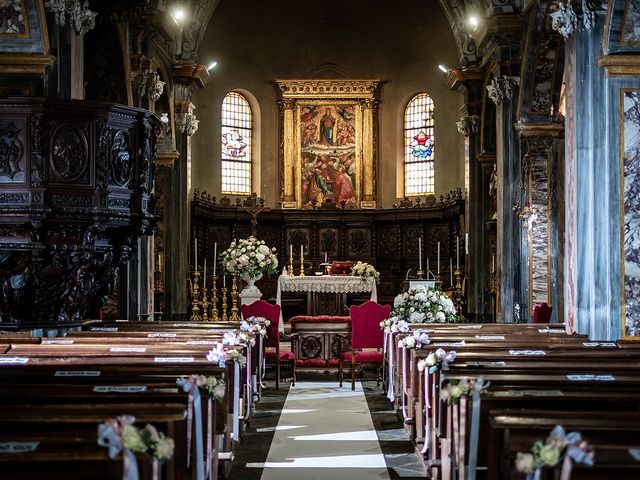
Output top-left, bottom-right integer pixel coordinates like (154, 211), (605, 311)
(260, 381), (391, 480)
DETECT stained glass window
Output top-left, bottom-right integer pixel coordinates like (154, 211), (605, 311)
(221, 92), (252, 194)
(404, 93), (435, 195)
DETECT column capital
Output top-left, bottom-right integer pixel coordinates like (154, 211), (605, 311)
(486, 75), (519, 105)
(456, 115), (480, 136)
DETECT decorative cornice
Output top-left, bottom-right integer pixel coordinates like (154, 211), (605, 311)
(596, 55), (640, 76)
(156, 150), (179, 169)
(456, 115), (480, 136)
(515, 121), (564, 138)
(445, 66), (484, 92)
(472, 15), (523, 50)
(486, 75), (519, 105)
(173, 63), (210, 89)
(276, 79), (380, 99)
(550, 0), (599, 39)
(0, 54), (56, 75)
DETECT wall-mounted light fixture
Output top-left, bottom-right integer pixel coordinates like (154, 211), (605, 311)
(438, 64), (449, 73)
(206, 61), (218, 72)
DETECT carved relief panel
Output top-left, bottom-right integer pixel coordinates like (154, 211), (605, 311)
(0, 120), (27, 184)
(48, 122), (92, 185)
(347, 228), (371, 257)
(288, 228), (310, 256)
(319, 228), (340, 257)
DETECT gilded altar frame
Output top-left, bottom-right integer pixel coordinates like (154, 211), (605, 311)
(276, 79), (379, 210)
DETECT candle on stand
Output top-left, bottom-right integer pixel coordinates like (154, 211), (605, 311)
(418, 237), (422, 270)
(427, 258), (430, 273)
(203, 258), (207, 290)
(290, 244), (293, 257)
(450, 258), (453, 285)
(195, 239), (198, 270)
(456, 236), (460, 269)
(300, 244), (303, 257)
(465, 233), (469, 255)
(223, 274), (226, 288)
(213, 242), (217, 276)
(324, 251), (328, 263)
(437, 242), (441, 274)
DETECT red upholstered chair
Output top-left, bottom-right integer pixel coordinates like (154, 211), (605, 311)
(533, 302), (553, 323)
(240, 300), (296, 389)
(339, 301), (391, 390)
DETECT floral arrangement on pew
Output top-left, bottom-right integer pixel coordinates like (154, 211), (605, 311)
(206, 342), (246, 367)
(180, 374), (226, 403)
(397, 329), (432, 349)
(219, 236), (279, 278)
(440, 377), (489, 405)
(222, 330), (255, 348)
(98, 415), (175, 475)
(417, 348), (457, 374)
(515, 425), (594, 479)
(380, 318), (409, 334)
(350, 261), (380, 284)
(241, 316), (271, 337)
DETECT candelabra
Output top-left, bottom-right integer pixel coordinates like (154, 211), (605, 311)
(230, 275), (240, 322)
(211, 275), (219, 321)
(190, 270), (202, 322)
(299, 255), (305, 277)
(289, 255), (294, 277)
(221, 284), (228, 321)
(454, 268), (465, 318)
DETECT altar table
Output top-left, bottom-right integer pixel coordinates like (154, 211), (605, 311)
(275, 275), (377, 330)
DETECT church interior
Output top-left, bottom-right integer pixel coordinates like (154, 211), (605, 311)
(1, 0), (640, 478)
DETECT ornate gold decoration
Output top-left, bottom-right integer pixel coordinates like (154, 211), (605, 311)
(211, 275), (219, 321)
(190, 270), (202, 321)
(276, 79), (379, 99)
(230, 275), (239, 322)
(597, 55), (640, 77)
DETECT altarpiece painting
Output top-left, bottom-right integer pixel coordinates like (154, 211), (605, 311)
(277, 80), (379, 209)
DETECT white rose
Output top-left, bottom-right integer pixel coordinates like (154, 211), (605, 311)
(436, 311), (446, 322)
(258, 245), (270, 255)
(409, 311), (425, 323)
(239, 254), (249, 266)
(256, 253), (265, 262)
(404, 336), (416, 348)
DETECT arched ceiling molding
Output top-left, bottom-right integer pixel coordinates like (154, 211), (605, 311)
(517, 0), (565, 123)
(437, 0), (481, 65)
(178, 0), (223, 62)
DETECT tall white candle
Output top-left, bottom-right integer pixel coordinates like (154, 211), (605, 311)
(437, 242), (441, 274)
(195, 239), (198, 270)
(427, 258), (430, 273)
(158, 254), (162, 271)
(456, 236), (460, 270)
(324, 251), (328, 263)
(300, 244), (303, 258)
(290, 244), (293, 257)
(203, 258), (207, 290)
(465, 233), (469, 255)
(418, 237), (422, 270)
(223, 274), (226, 288)
(213, 242), (217, 276)
(450, 258), (453, 285)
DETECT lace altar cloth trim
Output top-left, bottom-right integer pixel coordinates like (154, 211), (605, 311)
(278, 276), (377, 294)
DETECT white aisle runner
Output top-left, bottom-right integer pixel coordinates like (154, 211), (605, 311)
(260, 381), (390, 480)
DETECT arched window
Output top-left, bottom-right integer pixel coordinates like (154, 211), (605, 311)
(221, 92), (252, 194)
(404, 93), (435, 195)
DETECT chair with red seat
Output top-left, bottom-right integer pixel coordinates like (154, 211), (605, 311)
(339, 301), (391, 390)
(240, 300), (296, 389)
(533, 302), (553, 324)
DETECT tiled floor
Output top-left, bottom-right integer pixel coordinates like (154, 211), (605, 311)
(227, 375), (426, 479)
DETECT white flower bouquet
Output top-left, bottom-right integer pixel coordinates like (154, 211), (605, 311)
(350, 261), (380, 284)
(241, 316), (270, 337)
(184, 374), (227, 403)
(391, 285), (459, 324)
(220, 236), (278, 278)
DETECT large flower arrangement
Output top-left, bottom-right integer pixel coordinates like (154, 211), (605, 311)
(350, 261), (380, 284)
(391, 285), (458, 324)
(220, 236), (278, 278)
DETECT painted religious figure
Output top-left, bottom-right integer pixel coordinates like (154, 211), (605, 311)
(300, 104), (356, 208)
(0, 0), (26, 34)
(623, 91), (640, 337)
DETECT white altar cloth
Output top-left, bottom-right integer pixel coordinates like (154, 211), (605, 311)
(275, 275), (377, 330)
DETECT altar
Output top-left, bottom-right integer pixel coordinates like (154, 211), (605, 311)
(275, 275), (377, 329)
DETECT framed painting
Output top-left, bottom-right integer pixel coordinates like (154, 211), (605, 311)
(277, 79), (379, 210)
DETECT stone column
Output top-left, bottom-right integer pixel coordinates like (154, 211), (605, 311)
(488, 74), (522, 322)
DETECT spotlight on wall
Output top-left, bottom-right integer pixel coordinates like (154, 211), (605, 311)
(206, 61), (218, 72)
(438, 64), (449, 73)
(171, 7), (186, 24)
(468, 15), (479, 28)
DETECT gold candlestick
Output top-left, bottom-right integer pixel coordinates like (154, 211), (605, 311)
(289, 255), (294, 276)
(230, 275), (240, 322)
(221, 285), (228, 321)
(191, 270), (202, 322)
(201, 285), (209, 321)
(211, 275), (219, 321)
(299, 255), (305, 277)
